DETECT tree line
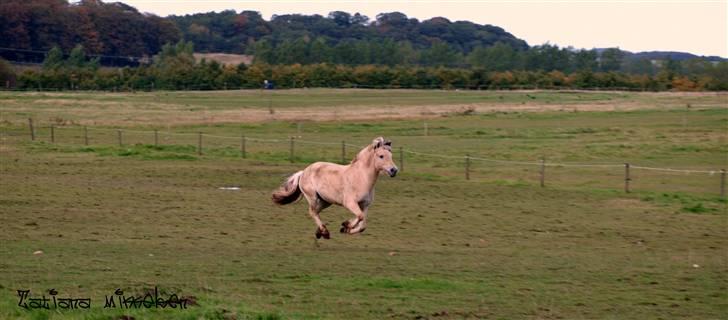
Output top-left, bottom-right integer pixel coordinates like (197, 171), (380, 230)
(2, 1), (724, 74)
(169, 8), (726, 75)
(171, 10), (528, 59)
(1, 0), (527, 67)
(4, 42), (727, 91)
(1, 0), (726, 90)
(0, 0), (180, 65)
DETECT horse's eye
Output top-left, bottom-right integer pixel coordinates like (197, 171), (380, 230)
(379, 155), (384, 159)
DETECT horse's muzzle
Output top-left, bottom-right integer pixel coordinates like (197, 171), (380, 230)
(388, 167), (398, 177)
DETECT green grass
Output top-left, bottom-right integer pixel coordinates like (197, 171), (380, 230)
(1, 89), (726, 127)
(2, 89), (636, 110)
(0, 90), (726, 319)
(10, 105), (724, 196)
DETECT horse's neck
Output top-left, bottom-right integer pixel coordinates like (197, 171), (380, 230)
(348, 150), (378, 187)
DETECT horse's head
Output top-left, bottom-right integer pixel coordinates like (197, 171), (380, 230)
(370, 137), (398, 177)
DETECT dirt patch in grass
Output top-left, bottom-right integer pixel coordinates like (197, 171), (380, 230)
(604, 198), (658, 210)
(3, 90), (726, 126)
(0, 101), (677, 126)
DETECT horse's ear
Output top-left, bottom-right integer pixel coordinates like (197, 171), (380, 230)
(384, 140), (392, 147)
(372, 137), (384, 149)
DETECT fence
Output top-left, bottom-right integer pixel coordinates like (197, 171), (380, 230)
(24, 118), (726, 198)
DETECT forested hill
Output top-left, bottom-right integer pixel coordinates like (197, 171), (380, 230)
(170, 10), (529, 63)
(3, 0), (727, 90)
(0, 0), (181, 65)
(1, 0), (724, 69)
(623, 51), (725, 62)
(1, 0), (527, 66)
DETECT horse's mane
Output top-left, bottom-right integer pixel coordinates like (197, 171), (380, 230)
(349, 146), (372, 164)
(350, 137), (391, 164)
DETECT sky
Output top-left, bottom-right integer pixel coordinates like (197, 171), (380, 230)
(121, 0), (728, 57)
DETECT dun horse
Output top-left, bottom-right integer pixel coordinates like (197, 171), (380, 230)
(272, 137), (398, 239)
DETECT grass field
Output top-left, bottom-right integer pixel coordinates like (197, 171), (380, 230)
(1, 89), (726, 319)
(1, 89), (726, 125)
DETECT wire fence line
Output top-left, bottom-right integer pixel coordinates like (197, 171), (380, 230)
(26, 119), (726, 197)
(402, 148), (719, 173)
(628, 166), (720, 174)
(35, 122), (725, 174)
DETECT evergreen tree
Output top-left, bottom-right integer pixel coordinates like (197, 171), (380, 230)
(600, 48), (624, 72)
(43, 46), (64, 70)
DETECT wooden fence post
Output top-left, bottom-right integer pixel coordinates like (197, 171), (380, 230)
(720, 169), (726, 198)
(241, 134), (246, 158)
(624, 163), (631, 193)
(28, 118), (35, 141)
(84, 126), (89, 145)
(50, 125), (55, 143)
(154, 129), (158, 147)
(197, 132), (202, 155)
(465, 154), (470, 180)
(341, 141), (346, 164)
(399, 146), (404, 172)
(117, 130), (122, 146)
(540, 158), (546, 187)
(289, 136), (294, 163)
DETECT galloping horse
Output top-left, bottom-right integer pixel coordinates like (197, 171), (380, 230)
(272, 137), (398, 239)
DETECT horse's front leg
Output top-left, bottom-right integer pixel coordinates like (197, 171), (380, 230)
(340, 201), (367, 234)
(349, 207), (367, 234)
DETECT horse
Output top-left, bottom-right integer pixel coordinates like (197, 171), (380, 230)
(271, 137), (398, 239)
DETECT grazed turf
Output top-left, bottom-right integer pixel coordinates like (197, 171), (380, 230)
(1, 89), (726, 126)
(0, 90), (726, 319)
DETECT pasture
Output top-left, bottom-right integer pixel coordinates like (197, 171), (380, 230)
(0, 89), (726, 319)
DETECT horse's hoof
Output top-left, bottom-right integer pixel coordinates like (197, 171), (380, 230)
(340, 221), (349, 233)
(316, 226), (330, 239)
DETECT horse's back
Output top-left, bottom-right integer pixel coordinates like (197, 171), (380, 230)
(298, 161), (349, 204)
(304, 161), (347, 175)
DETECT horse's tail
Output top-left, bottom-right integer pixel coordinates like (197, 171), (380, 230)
(271, 171), (303, 205)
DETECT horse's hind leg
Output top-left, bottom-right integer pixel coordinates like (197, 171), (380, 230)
(310, 206), (330, 239)
(300, 176), (331, 239)
(307, 196), (331, 239)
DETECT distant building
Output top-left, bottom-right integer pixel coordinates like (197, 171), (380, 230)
(193, 53), (254, 66)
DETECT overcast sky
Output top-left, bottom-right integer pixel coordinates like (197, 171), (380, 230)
(122, 0), (728, 57)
